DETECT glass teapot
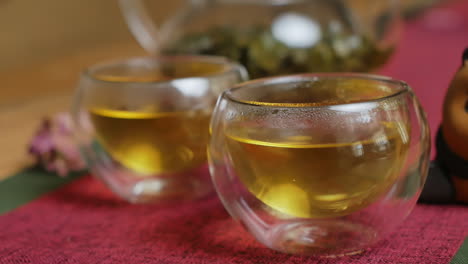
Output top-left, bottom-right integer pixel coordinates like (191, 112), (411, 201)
(119, 0), (401, 78)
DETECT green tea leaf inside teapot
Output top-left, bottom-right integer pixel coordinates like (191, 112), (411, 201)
(165, 26), (393, 79)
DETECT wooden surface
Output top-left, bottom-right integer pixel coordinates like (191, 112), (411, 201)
(0, 0), (182, 70)
(0, 43), (145, 180)
(0, 0), (161, 179)
(0, 95), (70, 179)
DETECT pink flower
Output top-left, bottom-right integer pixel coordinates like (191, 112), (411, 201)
(29, 112), (86, 176)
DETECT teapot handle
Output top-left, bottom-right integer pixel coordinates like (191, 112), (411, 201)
(118, 0), (161, 53)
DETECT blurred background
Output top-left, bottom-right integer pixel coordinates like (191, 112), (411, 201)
(0, 0), (439, 99)
(0, 0), (444, 177)
(0, 0), (187, 104)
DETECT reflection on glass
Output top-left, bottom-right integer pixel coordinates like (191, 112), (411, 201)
(272, 13), (322, 48)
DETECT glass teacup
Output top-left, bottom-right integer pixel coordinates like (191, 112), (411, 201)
(208, 73), (430, 256)
(72, 56), (247, 203)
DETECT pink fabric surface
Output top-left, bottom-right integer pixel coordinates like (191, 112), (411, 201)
(0, 176), (467, 264)
(1, 1), (468, 263)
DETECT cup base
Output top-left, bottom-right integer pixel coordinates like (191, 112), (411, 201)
(264, 220), (378, 257)
(94, 163), (213, 203)
(128, 174), (213, 203)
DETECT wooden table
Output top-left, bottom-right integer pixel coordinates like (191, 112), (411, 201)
(0, 43), (145, 179)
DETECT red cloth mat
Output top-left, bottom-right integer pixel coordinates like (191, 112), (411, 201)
(0, 175), (467, 264)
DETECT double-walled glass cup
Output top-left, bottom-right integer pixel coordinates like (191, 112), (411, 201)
(72, 56), (247, 203)
(208, 74), (430, 256)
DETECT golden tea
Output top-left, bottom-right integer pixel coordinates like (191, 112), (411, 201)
(225, 122), (409, 218)
(90, 108), (211, 175)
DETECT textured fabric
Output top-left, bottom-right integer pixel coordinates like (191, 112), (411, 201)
(0, 175), (467, 264)
(452, 238), (468, 264)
